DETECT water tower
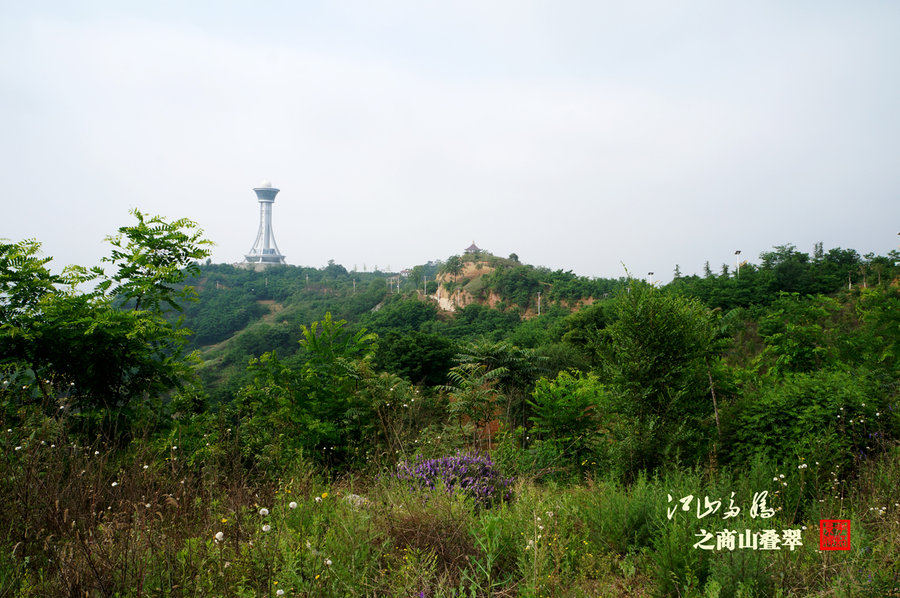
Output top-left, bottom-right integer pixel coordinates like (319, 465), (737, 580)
(244, 180), (286, 265)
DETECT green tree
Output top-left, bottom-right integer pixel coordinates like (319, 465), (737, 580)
(440, 255), (464, 281)
(442, 362), (507, 449)
(374, 331), (455, 386)
(453, 339), (546, 429)
(754, 293), (841, 376)
(596, 282), (722, 474)
(103, 209), (212, 311)
(0, 211), (212, 435)
(528, 371), (606, 471)
(235, 313), (379, 468)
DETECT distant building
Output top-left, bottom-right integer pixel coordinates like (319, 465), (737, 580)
(465, 241), (481, 254)
(244, 180), (286, 266)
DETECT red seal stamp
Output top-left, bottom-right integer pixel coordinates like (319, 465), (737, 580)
(819, 520), (850, 550)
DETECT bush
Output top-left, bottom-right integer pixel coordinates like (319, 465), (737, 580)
(724, 369), (899, 475)
(393, 452), (514, 508)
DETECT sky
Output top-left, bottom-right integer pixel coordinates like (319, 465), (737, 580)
(2, 1), (899, 282)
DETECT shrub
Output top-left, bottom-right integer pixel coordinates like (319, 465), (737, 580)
(394, 452), (514, 507)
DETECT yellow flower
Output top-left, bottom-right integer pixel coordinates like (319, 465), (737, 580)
(221, 518), (228, 523)
(315, 574), (320, 580)
(321, 492), (328, 499)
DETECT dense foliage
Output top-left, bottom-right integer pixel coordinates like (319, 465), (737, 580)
(2, 217), (899, 596)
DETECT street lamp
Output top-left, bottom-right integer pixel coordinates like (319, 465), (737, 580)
(648, 271), (654, 285)
(735, 250), (742, 278)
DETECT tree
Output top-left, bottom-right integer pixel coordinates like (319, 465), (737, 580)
(595, 281), (722, 473)
(103, 209), (212, 311)
(440, 255), (464, 281)
(442, 362), (507, 449)
(754, 293), (841, 376)
(454, 339), (546, 429)
(236, 313), (379, 468)
(374, 331), (455, 386)
(0, 211), (212, 435)
(527, 371), (606, 469)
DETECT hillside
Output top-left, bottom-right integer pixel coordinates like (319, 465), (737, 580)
(4, 219), (900, 596)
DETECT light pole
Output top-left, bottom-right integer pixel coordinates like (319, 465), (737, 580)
(647, 272), (654, 285)
(735, 250), (741, 278)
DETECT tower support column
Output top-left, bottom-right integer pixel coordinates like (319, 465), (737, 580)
(244, 180), (286, 265)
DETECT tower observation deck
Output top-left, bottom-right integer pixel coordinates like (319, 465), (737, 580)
(244, 180), (286, 265)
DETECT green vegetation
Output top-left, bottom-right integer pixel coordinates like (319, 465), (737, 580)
(2, 215), (899, 596)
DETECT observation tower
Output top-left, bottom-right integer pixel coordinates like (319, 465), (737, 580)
(244, 180), (286, 265)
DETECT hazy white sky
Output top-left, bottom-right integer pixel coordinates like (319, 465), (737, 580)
(2, 1), (898, 280)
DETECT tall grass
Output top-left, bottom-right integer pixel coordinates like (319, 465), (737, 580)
(1, 410), (899, 596)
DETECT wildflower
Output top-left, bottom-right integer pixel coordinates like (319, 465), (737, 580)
(259, 508), (269, 516)
(145, 503), (151, 508)
(779, 474), (784, 479)
(276, 591), (284, 596)
(143, 465), (148, 470)
(262, 524), (271, 532)
(111, 482), (118, 487)
(315, 496), (322, 503)
(324, 558), (332, 566)
(215, 531), (224, 542)
(221, 517), (228, 523)
(321, 492), (328, 499)
(94, 450), (100, 455)
(289, 501), (297, 509)
(14, 446), (21, 451)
